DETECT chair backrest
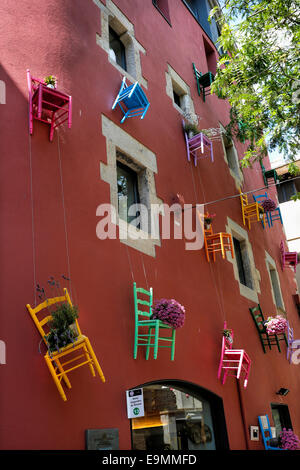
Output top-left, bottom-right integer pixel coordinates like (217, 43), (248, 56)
(287, 321), (294, 346)
(253, 192), (268, 204)
(26, 69), (47, 95)
(249, 304), (266, 333)
(258, 415), (278, 450)
(26, 288), (81, 344)
(133, 282), (153, 321)
(280, 240), (285, 255)
(239, 189), (249, 207)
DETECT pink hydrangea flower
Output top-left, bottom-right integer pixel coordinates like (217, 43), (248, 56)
(265, 315), (287, 334)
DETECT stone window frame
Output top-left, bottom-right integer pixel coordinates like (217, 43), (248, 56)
(165, 64), (198, 125)
(100, 115), (162, 257)
(225, 218), (261, 303)
(265, 251), (285, 311)
(93, 0), (147, 89)
(219, 123), (243, 189)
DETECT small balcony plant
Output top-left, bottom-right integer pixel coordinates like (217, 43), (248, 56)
(204, 213), (216, 229)
(45, 303), (79, 353)
(264, 315), (287, 335)
(151, 298), (185, 329)
(44, 75), (57, 89)
(183, 121), (200, 138)
(223, 328), (233, 344)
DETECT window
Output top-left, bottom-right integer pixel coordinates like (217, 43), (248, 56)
(95, 0), (147, 88)
(226, 218), (261, 303)
(100, 115), (161, 257)
(173, 89), (182, 108)
(233, 237), (253, 289)
(109, 27), (127, 70)
(117, 161), (140, 225)
(277, 180), (297, 203)
(269, 268), (284, 309)
(130, 381), (229, 450)
(153, 0), (171, 25)
(203, 36), (217, 75)
(182, 0), (221, 47)
(271, 404), (292, 435)
(220, 125), (243, 186)
(165, 64), (197, 124)
(265, 252), (285, 310)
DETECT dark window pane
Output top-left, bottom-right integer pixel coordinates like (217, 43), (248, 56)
(277, 181), (296, 203)
(173, 90), (181, 107)
(233, 238), (247, 286)
(271, 404), (292, 435)
(109, 27), (127, 70)
(117, 161), (140, 225)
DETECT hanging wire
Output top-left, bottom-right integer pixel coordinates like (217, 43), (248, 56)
(28, 134), (37, 306)
(125, 245), (135, 282)
(140, 254), (149, 291)
(196, 162), (227, 323)
(185, 175), (300, 212)
(57, 135), (73, 300)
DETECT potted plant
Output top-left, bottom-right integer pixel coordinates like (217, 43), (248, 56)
(278, 428), (300, 450)
(183, 121), (200, 139)
(44, 75), (57, 89)
(45, 302), (79, 353)
(204, 213), (216, 229)
(151, 298), (185, 329)
(264, 315), (287, 335)
(223, 328), (233, 344)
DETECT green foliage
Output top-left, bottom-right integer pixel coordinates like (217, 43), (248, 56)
(209, 1), (300, 168)
(44, 75), (57, 86)
(183, 121), (200, 136)
(45, 303), (79, 352)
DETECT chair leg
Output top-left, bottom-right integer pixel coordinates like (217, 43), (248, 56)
(134, 326), (138, 359)
(83, 344), (96, 377)
(260, 333), (267, 353)
(54, 358), (72, 389)
(171, 329), (176, 361)
(44, 354), (67, 401)
(146, 327), (152, 360)
(84, 338), (105, 382)
(153, 324), (159, 359)
(275, 335), (281, 353)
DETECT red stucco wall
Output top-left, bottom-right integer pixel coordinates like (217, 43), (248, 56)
(0, 0), (299, 450)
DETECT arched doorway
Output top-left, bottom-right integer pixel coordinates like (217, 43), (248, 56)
(129, 380), (229, 450)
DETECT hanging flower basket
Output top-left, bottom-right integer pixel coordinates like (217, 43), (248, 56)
(261, 198), (277, 212)
(151, 298), (185, 329)
(278, 428), (300, 450)
(264, 315), (287, 335)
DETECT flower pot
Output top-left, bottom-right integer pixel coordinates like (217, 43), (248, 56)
(46, 84), (55, 89)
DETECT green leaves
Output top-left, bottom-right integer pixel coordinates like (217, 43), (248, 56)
(213, 0), (300, 167)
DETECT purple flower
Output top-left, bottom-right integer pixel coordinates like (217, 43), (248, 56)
(151, 298), (185, 329)
(261, 198), (277, 212)
(279, 428), (300, 450)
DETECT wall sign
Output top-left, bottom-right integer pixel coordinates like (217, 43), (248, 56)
(126, 388), (145, 419)
(85, 429), (119, 450)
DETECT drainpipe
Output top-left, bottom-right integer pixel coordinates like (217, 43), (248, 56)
(236, 380), (251, 450)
